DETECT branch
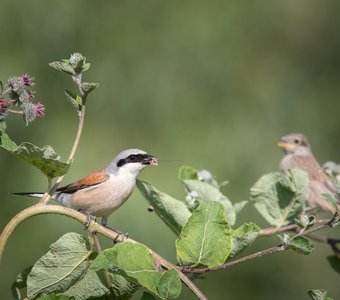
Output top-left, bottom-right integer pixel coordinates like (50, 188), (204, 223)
(181, 245), (285, 274)
(0, 204), (207, 300)
(40, 87), (86, 204)
(87, 229), (114, 293)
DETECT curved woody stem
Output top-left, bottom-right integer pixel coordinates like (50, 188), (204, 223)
(0, 204), (207, 300)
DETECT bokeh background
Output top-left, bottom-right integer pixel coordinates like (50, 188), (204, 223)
(1, 1), (340, 299)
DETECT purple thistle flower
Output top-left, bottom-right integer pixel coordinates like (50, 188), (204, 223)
(0, 98), (10, 113)
(34, 102), (45, 118)
(19, 74), (35, 86)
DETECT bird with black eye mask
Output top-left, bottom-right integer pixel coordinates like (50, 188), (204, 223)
(278, 133), (339, 213)
(14, 149), (158, 227)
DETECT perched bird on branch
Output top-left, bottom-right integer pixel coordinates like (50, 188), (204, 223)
(14, 148), (158, 226)
(278, 133), (339, 213)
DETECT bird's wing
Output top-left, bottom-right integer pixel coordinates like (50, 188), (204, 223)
(57, 170), (110, 194)
(289, 155), (329, 182)
(290, 155), (339, 199)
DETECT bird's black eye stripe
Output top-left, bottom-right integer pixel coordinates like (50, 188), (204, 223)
(117, 154), (149, 167)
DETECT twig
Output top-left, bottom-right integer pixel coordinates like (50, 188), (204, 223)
(259, 219), (329, 237)
(7, 109), (23, 115)
(87, 229), (114, 296)
(0, 204), (207, 300)
(259, 224), (298, 236)
(39, 83), (86, 204)
(180, 245), (285, 274)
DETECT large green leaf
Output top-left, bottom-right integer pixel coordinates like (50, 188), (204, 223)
(250, 169), (309, 226)
(91, 242), (182, 299)
(230, 222), (260, 258)
(176, 201), (231, 267)
(27, 233), (109, 299)
(0, 132), (70, 178)
(137, 180), (191, 235)
(181, 179), (236, 225)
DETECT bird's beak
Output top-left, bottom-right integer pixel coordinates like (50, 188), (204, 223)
(277, 142), (294, 149)
(142, 155), (158, 166)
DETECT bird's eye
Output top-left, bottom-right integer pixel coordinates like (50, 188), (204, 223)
(129, 155), (136, 160)
(294, 139), (300, 144)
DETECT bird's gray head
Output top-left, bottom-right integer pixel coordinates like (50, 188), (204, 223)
(278, 133), (311, 155)
(106, 148), (158, 175)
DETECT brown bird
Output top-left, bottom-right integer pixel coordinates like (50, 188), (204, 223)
(278, 133), (339, 213)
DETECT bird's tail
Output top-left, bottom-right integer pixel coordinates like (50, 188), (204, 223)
(13, 192), (45, 198)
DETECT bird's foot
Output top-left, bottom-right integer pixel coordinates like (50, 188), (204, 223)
(104, 226), (129, 242)
(77, 209), (96, 228)
(100, 217), (128, 242)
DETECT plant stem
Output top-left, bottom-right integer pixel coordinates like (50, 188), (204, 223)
(0, 204), (207, 300)
(181, 245), (285, 274)
(39, 102), (86, 204)
(7, 109), (24, 115)
(88, 230), (114, 295)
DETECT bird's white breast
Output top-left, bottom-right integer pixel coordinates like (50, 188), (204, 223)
(68, 173), (137, 217)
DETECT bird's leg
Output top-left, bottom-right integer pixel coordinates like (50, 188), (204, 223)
(101, 217), (129, 242)
(77, 209), (96, 228)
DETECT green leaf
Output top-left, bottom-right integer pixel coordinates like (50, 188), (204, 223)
(14, 143), (70, 178)
(230, 222), (260, 258)
(137, 180), (191, 235)
(64, 89), (82, 111)
(27, 233), (109, 300)
(36, 295), (75, 300)
(81, 82), (99, 94)
(63, 268), (109, 300)
(308, 289), (334, 300)
(0, 120), (6, 132)
(109, 272), (140, 299)
(49, 61), (76, 75)
(11, 266), (32, 300)
(283, 236), (315, 255)
(0, 132), (70, 178)
(326, 255), (340, 274)
(157, 269), (181, 300)
(181, 179), (236, 225)
(179, 165), (220, 188)
(295, 215), (316, 229)
(91, 242), (181, 299)
(176, 201), (232, 267)
(250, 169), (309, 226)
(0, 130), (17, 151)
(82, 63), (91, 72)
(91, 242), (160, 295)
(178, 165), (199, 180)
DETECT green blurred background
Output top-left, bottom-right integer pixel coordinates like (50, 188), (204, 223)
(1, 1), (340, 299)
